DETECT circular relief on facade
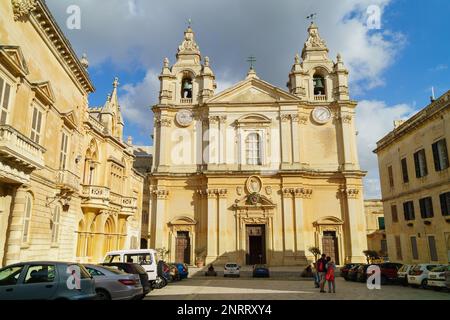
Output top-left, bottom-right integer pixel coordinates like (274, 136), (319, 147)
(176, 109), (194, 127)
(246, 176), (262, 194)
(312, 106), (332, 125)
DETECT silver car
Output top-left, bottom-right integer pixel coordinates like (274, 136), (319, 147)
(0, 262), (96, 300)
(84, 264), (143, 300)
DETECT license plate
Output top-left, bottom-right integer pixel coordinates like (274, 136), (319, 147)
(410, 277), (415, 280)
(430, 275), (436, 279)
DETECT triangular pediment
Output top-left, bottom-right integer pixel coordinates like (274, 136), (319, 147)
(207, 78), (300, 104)
(0, 45), (29, 77)
(31, 81), (55, 105)
(62, 111), (78, 130)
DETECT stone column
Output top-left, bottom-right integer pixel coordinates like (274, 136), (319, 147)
(339, 109), (358, 171)
(206, 189), (218, 263)
(0, 187), (13, 266)
(219, 116), (227, 165)
(291, 114), (300, 165)
(156, 115), (172, 171)
(298, 113), (309, 167)
(280, 114), (292, 167)
(342, 187), (367, 263)
(154, 190), (169, 250)
(218, 189), (228, 259)
(293, 189), (306, 257)
(4, 187), (27, 265)
(282, 188), (295, 257)
(208, 117), (219, 166)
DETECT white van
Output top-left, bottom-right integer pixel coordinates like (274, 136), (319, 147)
(103, 249), (158, 281)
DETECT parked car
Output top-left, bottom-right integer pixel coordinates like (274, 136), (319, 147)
(84, 264), (143, 300)
(224, 263), (240, 278)
(340, 263), (361, 280)
(101, 262), (151, 297)
(407, 264), (442, 288)
(367, 263), (403, 285)
(103, 249), (157, 286)
(397, 264), (413, 286)
(347, 265), (361, 282)
(168, 263), (181, 281)
(253, 264), (270, 278)
(0, 261), (96, 300)
(356, 264), (370, 283)
(427, 265), (450, 290)
(175, 263), (189, 279)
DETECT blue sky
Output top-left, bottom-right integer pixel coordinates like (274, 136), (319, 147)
(47, 0), (450, 198)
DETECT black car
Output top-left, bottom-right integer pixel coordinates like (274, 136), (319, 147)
(356, 265), (370, 283)
(341, 263), (361, 280)
(347, 265), (362, 282)
(101, 263), (151, 298)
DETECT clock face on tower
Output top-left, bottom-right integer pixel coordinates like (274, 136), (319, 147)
(176, 110), (194, 127)
(312, 107), (332, 124)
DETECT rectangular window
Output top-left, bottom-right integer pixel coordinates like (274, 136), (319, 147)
(432, 139), (449, 171)
(428, 236), (438, 261)
(388, 166), (394, 188)
(30, 106), (43, 144)
(395, 236), (402, 260)
(22, 194), (33, 243)
(401, 158), (409, 183)
(414, 149), (428, 178)
(403, 201), (415, 221)
(59, 132), (69, 170)
(419, 197), (434, 219)
(391, 204), (399, 222)
(0, 77), (11, 125)
(378, 217), (385, 230)
(411, 236), (419, 260)
(440, 192), (450, 216)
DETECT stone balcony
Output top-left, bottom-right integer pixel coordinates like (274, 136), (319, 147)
(81, 185), (110, 210)
(180, 98), (193, 104)
(0, 125), (45, 184)
(121, 196), (138, 215)
(314, 95), (327, 102)
(56, 169), (80, 193)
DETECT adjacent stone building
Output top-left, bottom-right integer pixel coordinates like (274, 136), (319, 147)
(364, 199), (386, 256)
(374, 91), (450, 264)
(0, 0), (144, 266)
(148, 23), (368, 266)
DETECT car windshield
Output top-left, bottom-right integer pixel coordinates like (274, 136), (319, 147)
(103, 255), (120, 263)
(398, 265), (409, 272)
(226, 264), (238, 268)
(0, 266), (24, 286)
(426, 265), (439, 271)
(100, 266), (127, 275)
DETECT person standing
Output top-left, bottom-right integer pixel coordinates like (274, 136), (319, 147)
(317, 254), (328, 293)
(326, 260), (336, 293)
(311, 262), (320, 288)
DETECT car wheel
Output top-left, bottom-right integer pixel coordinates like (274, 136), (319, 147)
(96, 289), (111, 300)
(421, 279), (428, 289)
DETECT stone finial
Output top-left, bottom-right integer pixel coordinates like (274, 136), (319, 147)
(127, 136), (133, 145)
(204, 56), (210, 67)
(113, 77), (119, 88)
(294, 53), (300, 64)
(107, 93), (111, 102)
(163, 57), (169, 68)
(80, 53), (89, 69)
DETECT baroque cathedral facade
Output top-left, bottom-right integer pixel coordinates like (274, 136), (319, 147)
(149, 23), (368, 266)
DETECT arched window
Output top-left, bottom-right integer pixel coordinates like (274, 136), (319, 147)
(246, 133), (262, 165)
(181, 77), (193, 99)
(313, 74), (326, 96)
(51, 205), (61, 243)
(22, 193), (33, 243)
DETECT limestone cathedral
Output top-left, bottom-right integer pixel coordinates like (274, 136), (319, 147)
(148, 22), (368, 266)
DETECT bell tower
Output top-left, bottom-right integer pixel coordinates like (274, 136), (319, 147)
(288, 22), (349, 102)
(158, 25), (216, 106)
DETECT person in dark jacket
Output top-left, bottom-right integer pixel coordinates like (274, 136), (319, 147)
(317, 254), (328, 293)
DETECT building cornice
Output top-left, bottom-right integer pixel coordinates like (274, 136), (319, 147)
(12, 0), (95, 94)
(374, 91), (450, 154)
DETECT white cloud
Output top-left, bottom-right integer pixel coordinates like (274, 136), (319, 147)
(356, 100), (417, 198)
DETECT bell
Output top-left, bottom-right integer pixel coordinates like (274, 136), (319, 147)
(314, 78), (325, 90)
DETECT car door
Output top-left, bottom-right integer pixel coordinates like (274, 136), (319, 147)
(0, 265), (26, 300)
(19, 264), (58, 300)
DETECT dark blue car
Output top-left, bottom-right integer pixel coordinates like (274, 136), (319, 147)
(253, 264), (270, 278)
(175, 263), (189, 279)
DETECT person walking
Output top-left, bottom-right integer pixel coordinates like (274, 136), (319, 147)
(326, 260), (336, 293)
(317, 254), (328, 293)
(311, 262), (320, 288)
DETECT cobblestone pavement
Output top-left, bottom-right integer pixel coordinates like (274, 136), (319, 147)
(145, 277), (450, 300)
